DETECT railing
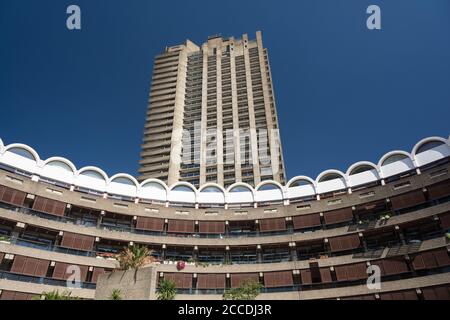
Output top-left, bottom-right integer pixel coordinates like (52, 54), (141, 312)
(167, 266), (450, 295)
(1, 235), (98, 258)
(0, 201), (447, 265)
(0, 271), (96, 289)
(2, 196), (448, 241)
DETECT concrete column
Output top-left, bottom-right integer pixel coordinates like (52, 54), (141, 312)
(216, 43), (224, 185)
(193, 246), (198, 262)
(255, 30), (284, 183)
(257, 245), (263, 263)
(242, 33), (261, 185)
(229, 39), (242, 182)
(396, 226), (407, 245)
(167, 49), (188, 185)
(290, 247), (298, 261)
(199, 44), (209, 185)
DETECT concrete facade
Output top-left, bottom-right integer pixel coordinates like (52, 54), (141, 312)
(94, 267), (157, 300)
(0, 135), (449, 300)
(138, 31), (287, 188)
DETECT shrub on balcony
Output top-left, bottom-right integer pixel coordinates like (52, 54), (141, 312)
(157, 278), (176, 300)
(116, 245), (154, 270)
(33, 290), (79, 300)
(223, 280), (262, 300)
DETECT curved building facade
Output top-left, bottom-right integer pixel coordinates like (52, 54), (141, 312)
(0, 136), (449, 300)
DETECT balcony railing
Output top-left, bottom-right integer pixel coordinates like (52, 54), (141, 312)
(0, 271), (96, 290)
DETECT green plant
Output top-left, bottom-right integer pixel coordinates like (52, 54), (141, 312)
(0, 235), (10, 242)
(33, 290), (79, 300)
(197, 261), (210, 268)
(157, 278), (176, 300)
(223, 280), (262, 300)
(109, 289), (123, 300)
(117, 245), (153, 270)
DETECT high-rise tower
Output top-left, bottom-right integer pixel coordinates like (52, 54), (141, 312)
(139, 31), (286, 188)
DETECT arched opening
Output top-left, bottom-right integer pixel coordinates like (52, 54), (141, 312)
(230, 186), (252, 193)
(319, 173), (343, 183)
(289, 179), (313, 187)
(381, 154), (408, 166)
(172, 185), (195, 192)
(416, 141), (445, 154)
(349, 165), (375, 175)
(258, 183), (280, 191)
(7, 147), (36, 160)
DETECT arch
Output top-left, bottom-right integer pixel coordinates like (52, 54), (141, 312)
(40, 157), (77, 185)
(4, 144), (40, 162)
(286, 176), (316, 188)
(316, 169), (346, 184)
(168, 182), (197, 204)
(378, 151), (412, 167)
(346, 161), (378, 176)
(75, 166), (109, 192)
(227, 182), (255, 193)
(316, 169), (347, 194)
(286, 176), (316, 199)
(412, 137), (450, 167)
(109, 173), (139, 187)
(255, 180), (284, 191)
(2, 143), (40, 174)
(255, 180), (284, 203)
(108, 173), (139, 198)
(199, 183), (226, 194)
(78, 166), (109, 181)
(139, 179), (168, 202)
(378, 151), (415, 179)
(170, 182), (197, 192)
(198, 183), (226, 204)
(43, 157), (77, 173)
(412, 137), (448, 156)
(226, 182), (255, 204)
(346, 161), (380, 188)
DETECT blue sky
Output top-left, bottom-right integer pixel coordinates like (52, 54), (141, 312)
(0, 0), (449, 181)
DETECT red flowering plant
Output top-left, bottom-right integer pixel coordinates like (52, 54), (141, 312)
(176, 260), (186, 270)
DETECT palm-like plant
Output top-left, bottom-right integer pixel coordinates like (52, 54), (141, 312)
(33, 290), (78, 300)
(157, 278), (176, 300)
(116, 245), (154, 270)
(109, 289), (123, 300)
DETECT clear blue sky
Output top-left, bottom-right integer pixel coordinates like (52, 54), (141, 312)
(0, 0), (449, 180)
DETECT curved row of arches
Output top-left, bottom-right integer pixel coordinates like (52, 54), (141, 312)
(0, 136), (449, 204)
